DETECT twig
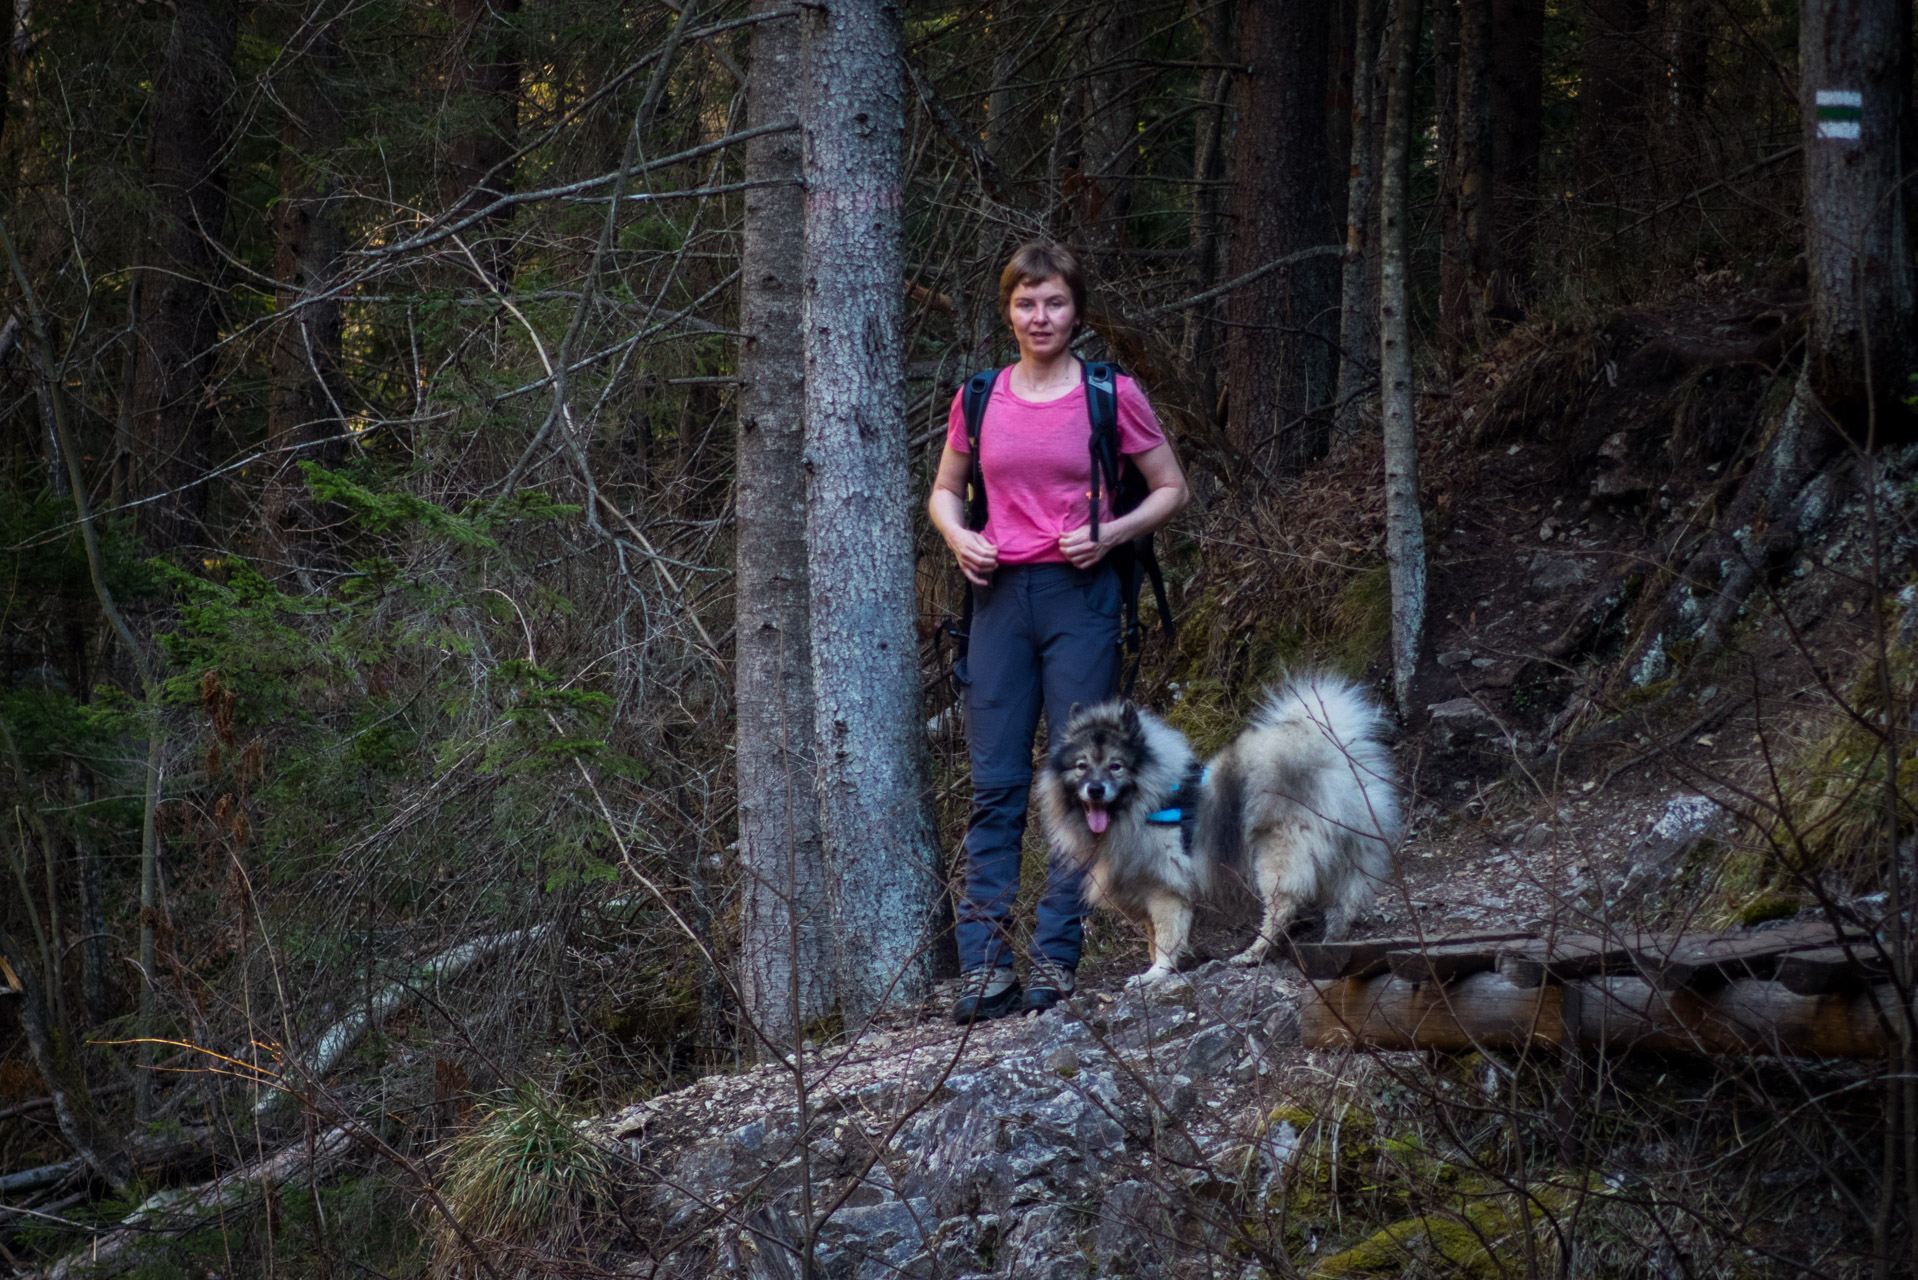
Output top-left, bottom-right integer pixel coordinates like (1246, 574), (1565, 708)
(1140, 243), (1344, 320)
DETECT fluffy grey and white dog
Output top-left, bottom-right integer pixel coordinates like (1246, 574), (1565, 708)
(1037, 672), (1402, 985)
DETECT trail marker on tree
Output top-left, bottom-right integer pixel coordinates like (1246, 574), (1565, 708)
(1813, 89), (1862, 142)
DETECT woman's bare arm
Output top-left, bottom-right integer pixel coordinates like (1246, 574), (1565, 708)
(928, 444), (1000, 586)
(1056, 440), (1190, 568)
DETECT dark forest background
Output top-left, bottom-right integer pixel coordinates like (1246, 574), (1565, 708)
(0, 0), (1912, 1275)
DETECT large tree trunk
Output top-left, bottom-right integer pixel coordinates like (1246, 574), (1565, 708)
(1431, 0), (1459, 287)
(1182, 66), (1232, 424)
(1488, 0), (1543, 304)
(1441, 0), (1494, 352)
(1333, 0), (1384, 448)
(968, 21), (1018, 367)
(1225, 0), (1339, 474)
(128, 0), (237, 553)
(1801, 0), (1913, 428)
(801, 0), (943, 1021)
(1080, 1), (1143, 274)
(263, 22), (346, 584)
(1380, 0), (1425, 719)
(736, 11), (833, 1055)
(443, 0), (521, 288)
(1575, 0), (1650, 208)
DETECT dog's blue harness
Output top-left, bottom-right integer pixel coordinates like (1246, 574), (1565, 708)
(1145, 763), (1208, 854)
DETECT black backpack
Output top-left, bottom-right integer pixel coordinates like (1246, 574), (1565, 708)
(952, 361), (1175, 693)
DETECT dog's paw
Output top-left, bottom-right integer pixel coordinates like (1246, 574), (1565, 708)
(1125, 967), (1175, 989)
(1225, 947), (1267, 967)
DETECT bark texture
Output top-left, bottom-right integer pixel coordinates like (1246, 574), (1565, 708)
(1379, 0), (1424, 719)
(1488, 0), (1543, 301)
(1225, 0), (1339, 473)
(1440, 0), (1493, 351)
(1182, 68), (1229, 378)
(263, 22), (347, 580)
(736, 11), (833, 1052)
(1801, 0), (1913, 426)
(128, 0), (237, 552)
(1575, 0), (1650, 204)
(1333, 0), (1383, 446)
(444, 0), (521, 287)
(1080, 1), (1143, 272)
(801, 0), (942, 1019)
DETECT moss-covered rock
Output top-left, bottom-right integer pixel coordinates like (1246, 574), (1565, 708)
(1310, 1179), (1596, 1279)
(1733, 890), (1801, 926)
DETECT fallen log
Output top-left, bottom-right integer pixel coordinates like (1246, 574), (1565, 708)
(0, 1157), (83, 1196)
(1571, 975), (1906, 1056)
(1630, 921), (1861, 990)
(0, 1080), (132, 1124)
(258, 925), (550, 1113)
(1294, 931), (1536, 980)
(1302, 971), (1914, 1058)
(1495, 933), (1643, 987)
(1776, 944), (1892, 995)
(47, 1126), (352, 1280)
(1303, 971), (1566, 1052)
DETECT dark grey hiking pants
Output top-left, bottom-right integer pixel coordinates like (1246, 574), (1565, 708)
(956, 562), (1122, 973)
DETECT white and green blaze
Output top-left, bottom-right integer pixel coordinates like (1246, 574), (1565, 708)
(1815, 89), (1862, 141)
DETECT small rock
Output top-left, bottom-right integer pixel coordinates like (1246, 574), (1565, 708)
(1157, 1076), (1199, 1121)
(1591, 468), (1651, 504)
(1612, 794), (1732, 904)
(1263, 1003), (1302, 1046)
(1632, 795), (1728, 866)
(1523, 823), (1554, 850)
(1043, 1045), (1080, 1077)
(1181, 1024), (1239, 1075)
(1437, 648), (1475, 669)
(1426, 697), (1509, 752)
(1529, 551), (1593, 592)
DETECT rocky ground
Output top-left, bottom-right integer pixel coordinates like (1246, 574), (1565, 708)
(594, 960), (1320, 1279)
(586, 776), (1758, 1279)
(583, 286), (1918, 1279)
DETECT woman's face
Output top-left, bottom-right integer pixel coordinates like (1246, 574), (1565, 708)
(1007, 275), (1077, 360)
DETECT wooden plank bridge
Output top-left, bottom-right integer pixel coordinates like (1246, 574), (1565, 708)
(1296, 921), (1912, 1059)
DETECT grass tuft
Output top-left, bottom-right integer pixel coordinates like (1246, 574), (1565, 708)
(429, 1083), (615, 1278)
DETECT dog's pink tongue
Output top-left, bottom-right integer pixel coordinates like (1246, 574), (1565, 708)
(1086, 805), (1110, 834)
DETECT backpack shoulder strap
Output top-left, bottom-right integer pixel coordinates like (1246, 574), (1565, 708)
(1083, 361), (1119, 434)
(1082, 361), (1122, 545)
(960, 368), (999, 532)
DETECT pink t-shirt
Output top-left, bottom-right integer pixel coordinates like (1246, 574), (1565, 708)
(945, 368), (1167, 566)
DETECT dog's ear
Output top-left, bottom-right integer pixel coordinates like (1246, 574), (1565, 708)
(1120, 702), (1142, 736)
(1067, 702), (1083, 722)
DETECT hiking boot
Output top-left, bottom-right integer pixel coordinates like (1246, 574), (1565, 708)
(1023, 963), (1076, 1014)
(952, 966), (1021, 1024)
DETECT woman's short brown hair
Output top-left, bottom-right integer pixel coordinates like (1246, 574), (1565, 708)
(999, 241), (1087, 325)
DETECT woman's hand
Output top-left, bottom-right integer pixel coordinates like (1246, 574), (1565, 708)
(1057, 523), (1110, 569)
(929, 445), (999, 585)
(949, 529), (1000, 586)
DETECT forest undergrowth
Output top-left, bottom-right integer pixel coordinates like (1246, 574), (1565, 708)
(4, 0), (1915, 1274)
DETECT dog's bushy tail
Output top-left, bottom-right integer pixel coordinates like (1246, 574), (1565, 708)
(1253, 670), (1393, 753)
(1195, 749), (1247, 873)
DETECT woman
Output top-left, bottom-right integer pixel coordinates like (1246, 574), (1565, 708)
(928, 241), (1190, 1021)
